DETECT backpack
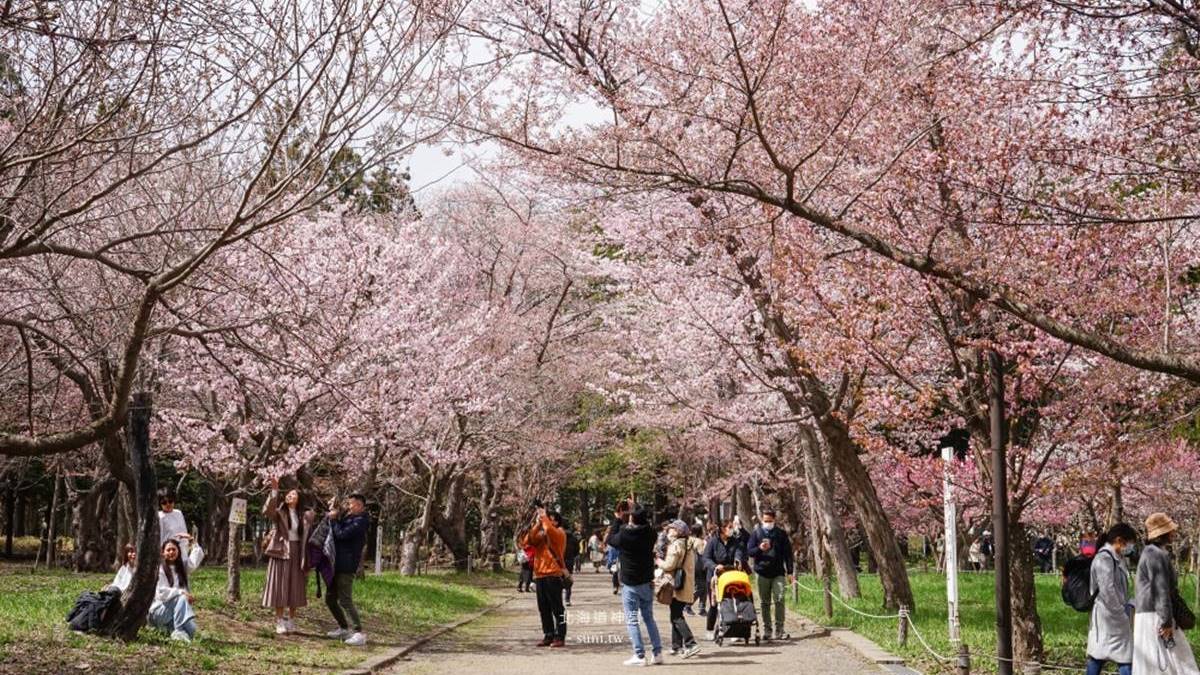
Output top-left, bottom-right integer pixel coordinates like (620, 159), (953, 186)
(66, 588), (122, 634)
(517, 548), (529, 564)
(1062, 550), (1116, 612)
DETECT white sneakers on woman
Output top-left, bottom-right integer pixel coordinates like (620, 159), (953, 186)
(344, 632), (367, 646)
(327, 627), (351, 640)
(275, 619), (289, 635)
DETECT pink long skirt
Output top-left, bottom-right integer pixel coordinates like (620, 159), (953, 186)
(262, 541), (308, 609)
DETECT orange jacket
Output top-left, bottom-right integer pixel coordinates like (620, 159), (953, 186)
(521, 514), (566, 579)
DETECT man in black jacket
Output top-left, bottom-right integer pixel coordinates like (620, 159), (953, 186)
(326, 493), (371, 646)
(606, 503), (663, 666)
(746, 509), (794, 641)
(701, 519), (746, 638)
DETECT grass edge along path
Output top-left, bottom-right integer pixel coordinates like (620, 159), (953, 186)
(0, 564), (509, 674)
(788, 570), (1200, 674)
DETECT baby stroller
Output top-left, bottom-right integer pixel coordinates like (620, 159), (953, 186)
(713, 569), (760, 646)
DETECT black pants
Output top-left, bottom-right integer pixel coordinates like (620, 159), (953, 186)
(564, 560), (577, 602)
(612, 570), (620, 589)
(519, 563), (533, 591)
(534, 576), (567, 640)
(706, 604), (719, 632)
(670, 599), (697, 650)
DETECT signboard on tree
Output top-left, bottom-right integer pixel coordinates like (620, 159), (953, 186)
(229, 498), (248, 525)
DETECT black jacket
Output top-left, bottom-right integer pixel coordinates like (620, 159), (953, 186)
(702, 534), (746, 574)
(607, 520), (657, 586)
(746, 526), (794, 577)
(330, 512), (370, 574)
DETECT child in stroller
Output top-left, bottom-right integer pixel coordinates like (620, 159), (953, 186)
(713, 569), (760, 646)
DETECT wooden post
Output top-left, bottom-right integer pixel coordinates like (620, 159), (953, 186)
(898, 604), (909, 647)
(957, 643), (971, 675)
(823, 570), (834, 619)
(226, 519), (242, 603)
(374, 521), (383, 575)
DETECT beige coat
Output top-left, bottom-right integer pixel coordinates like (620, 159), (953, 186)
(263, 491), (314, 565)
(660, 536), (699, 603)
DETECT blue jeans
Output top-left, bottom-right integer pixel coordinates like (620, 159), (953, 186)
(1086, 657), (1131, 675)
(621, 582), (662, 658)
(149, 594), (197, 638)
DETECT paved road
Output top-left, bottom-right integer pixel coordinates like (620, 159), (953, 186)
(389, 570), (887, 674)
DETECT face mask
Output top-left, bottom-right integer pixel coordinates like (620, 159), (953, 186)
(1124, 544), (1136, 557)
(762, 522), (775, 531)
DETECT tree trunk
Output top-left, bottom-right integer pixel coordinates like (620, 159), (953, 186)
(14, 490), (26, 538)
(735, 483), (754, 528)
(578, 488), (591, 535)
(479, 466), (507, 572)
(819, 418), (914, 610)
(1108, 469), (1123, 529)
(400, 485), (437, 576)
(3, 482), (13, 556)
(73, 478), (119, 572)
(102, 393), (160, 641)
(1009, 519), (1045, 667)
(431, 472), (468, 571)
(800, 426), (860, 598)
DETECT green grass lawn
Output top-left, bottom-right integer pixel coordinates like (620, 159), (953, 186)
(0, 562), (510, 674)
(790, 570), (1200, 674)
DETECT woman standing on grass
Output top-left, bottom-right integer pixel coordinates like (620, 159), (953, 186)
(149, 537), (204, 642)
(1085, 522), (1137, 675)
(263, 476), (315, 635)
(1133, 512), (1200, 675)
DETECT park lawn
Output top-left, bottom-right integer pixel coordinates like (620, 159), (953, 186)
(790, 570), (1200, 674)
(0, 562), (510, 674)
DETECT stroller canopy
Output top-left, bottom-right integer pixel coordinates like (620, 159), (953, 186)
(717, 570), (753, 601)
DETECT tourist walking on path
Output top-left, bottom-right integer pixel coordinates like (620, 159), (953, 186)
(149, 538), (205, 642)
(746, 509), (795, 641)
(588, 530), (605, 573)
(1133, 512), (1200, 675)
(520, 506), (568, 647)
(607, 501), (663, 666)
(325, 493), (370, 646)
(263, 477), (315, 635)
(657, 519), (701, 659)
(702, 518), (746, 639)
(1086, 522), (1137, 675)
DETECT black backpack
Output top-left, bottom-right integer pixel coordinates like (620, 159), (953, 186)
(66, 588), (122, 633)
(1062, 550), (1116, 612)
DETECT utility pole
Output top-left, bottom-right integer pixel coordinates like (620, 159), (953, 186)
(989, 350), (1013, 675)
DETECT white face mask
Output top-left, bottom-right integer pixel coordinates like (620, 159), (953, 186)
(762, 522), (775, 531)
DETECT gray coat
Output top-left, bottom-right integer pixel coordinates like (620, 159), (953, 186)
(1087, 545), (1132, 662)
(1135, 543), (1176, 630)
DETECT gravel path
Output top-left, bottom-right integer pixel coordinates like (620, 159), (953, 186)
(388, 569), (886, 674)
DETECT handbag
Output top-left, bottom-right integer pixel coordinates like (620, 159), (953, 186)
(655, 573), (675, 605)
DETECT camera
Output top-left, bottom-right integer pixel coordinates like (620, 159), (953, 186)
(530, 498), (544, 509)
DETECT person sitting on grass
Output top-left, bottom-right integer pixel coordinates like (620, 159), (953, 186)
(149, 537), (204, 642)
(108, 544), (137, 593)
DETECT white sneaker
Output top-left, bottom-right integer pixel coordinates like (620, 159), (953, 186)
(650, 653), (664, 665)
(623, 655), (648, 666)
(169, 629), (191, 643)
(327, 628), (351, 640)
(681, 645), (701, 659)
(275, 620), (288, 635)
(344, 632), (367, 646)
(285, 619), (297, 633)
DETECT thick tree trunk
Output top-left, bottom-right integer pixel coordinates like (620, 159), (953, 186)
(805, 479), (826, 580)
(431, 472), (468, 571)
(1108, 466), (1123, 529)
(73, 478), (119, 572)
(1009, 519), (1045, 668)
(819, 418), (914, 610)
(14, 490), (26, 538)
(102, 393), (160, 641)
(113, 482), (136, 569)
(401, 486), (437, 576)
(800, 426), (860, 598)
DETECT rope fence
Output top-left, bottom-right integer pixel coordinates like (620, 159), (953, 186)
(789, 578), (1089, 674)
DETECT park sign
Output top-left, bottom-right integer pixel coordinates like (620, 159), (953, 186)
(229, 498), (248, 525)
